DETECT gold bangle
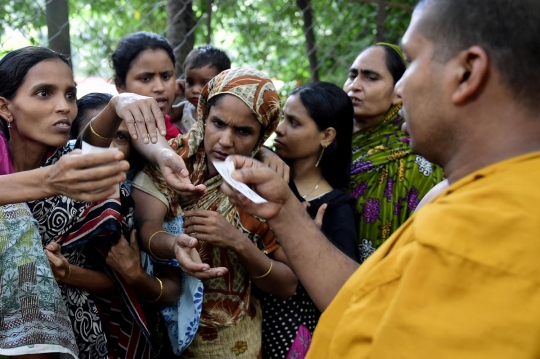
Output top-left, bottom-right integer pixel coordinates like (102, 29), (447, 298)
(148, 230), (168, 260)
(147, 276), (163, 303)
(252, 260), (273, 279)
(89, 121), (113, 140)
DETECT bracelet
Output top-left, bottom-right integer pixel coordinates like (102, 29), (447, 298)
(148, 230), (168, 260)
(147, 276), (163, 303)
(252, 260), (273, 279)
(89, 121), (113, 140)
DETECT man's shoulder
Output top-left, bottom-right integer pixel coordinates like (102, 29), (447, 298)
(411, 156), (540, 282)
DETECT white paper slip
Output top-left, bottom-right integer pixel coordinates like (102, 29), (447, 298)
(81, 141), (121, 199)
(213, 157), (267, 204)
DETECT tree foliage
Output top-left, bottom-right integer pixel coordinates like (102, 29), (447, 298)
(0, 0), (415, 97)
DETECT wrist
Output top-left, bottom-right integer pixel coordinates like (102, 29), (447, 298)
(41, 166), (56, 198)
(125, 265), (147, 286)
(269, 193), (303, 229)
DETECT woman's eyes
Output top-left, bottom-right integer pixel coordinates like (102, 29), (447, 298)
(213, 119), (225, 128)
(36, 90), (49, 97)
(35, 90), (76, 101)
(115, 133), (128, 142)
(66, 92), (76, 101)
(139, 77), (151, 83)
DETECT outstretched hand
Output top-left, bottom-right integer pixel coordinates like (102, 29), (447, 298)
(106, 230), (143, 285)
(45, 149), (129, 202)
(219, 155), (295, 220)
(157, 149), (207, 199)
(112, 93), (167, 144)
(173, 233), (228, 280)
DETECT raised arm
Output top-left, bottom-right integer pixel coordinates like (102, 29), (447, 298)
(0, 150), (128, 205)
(220, 155), (359, 311)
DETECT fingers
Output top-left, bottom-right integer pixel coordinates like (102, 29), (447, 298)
(45, 242), (61, 254)
(129, 229), (139, 249)
(184, 267), (229, 280)
(151, 100), (167, 138)
(282, 165), (290, 182)
(302, 201), (311, 210)
(140, 103), (158, 144)
(44, 248), (64, 267)
(227, 155), (264, 171)
(122, 109), (140, 141)
(314, 203), (327, 228)
(66, 151), (125, 167)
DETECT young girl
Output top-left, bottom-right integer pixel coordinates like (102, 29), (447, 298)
(111, 31), (181, 140)
(263, 82), (359, 358)
(0, 46), (166, 359)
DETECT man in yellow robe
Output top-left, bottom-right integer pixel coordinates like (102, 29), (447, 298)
(175, 0), (540, 357)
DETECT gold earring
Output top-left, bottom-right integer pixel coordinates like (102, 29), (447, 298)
(315, 145), (327, 167)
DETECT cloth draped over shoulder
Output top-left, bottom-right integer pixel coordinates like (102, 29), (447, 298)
(0, 133), (78, 358)
(308, 151), (540, 359)
(138, 67), (281, 357)
(25, 145), (152, 359)
(348, 104), (444, 262)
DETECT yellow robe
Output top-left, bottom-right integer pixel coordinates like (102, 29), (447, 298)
(308, 152), (540, 359)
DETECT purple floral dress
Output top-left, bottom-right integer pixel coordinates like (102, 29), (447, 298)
(348, 104), (444, 262)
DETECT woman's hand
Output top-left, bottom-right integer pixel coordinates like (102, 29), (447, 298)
(256, 147), (290, 182)
(106, 230), (144, 285)
(173, 233), (228, 279)
(44, 242), (70, 283)
(44, 149), (129, 202)
(157, 148), (207, 199)
(182, 209), (246, 251)
(302, 202), (327, 229)
(111, 93), (167, 144)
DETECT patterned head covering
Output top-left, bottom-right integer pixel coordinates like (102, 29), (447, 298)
(144, 67), (282, 216)
(184, 67), (281, 160)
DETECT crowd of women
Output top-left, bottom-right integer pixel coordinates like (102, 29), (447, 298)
(0, 29), (443, 359)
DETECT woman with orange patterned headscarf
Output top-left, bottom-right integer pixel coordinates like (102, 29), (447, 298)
(132, 68), (297, 358)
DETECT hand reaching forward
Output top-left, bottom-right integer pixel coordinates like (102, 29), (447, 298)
(220, 155), (296, 220)
(173, 233), (228, 280)
(111, 93), (167, 144)
(156, 149), (207, 199)
(44, 149), (129, 202)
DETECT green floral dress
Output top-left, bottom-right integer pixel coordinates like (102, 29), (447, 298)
(348, 104), (444, 262)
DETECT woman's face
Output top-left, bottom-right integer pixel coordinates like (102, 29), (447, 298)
(110, 120), (131, 161)
(5, 59), (77, 148)
(343, 47), (397, 121)
(119, 48), (176, 115)
(274, 94), (326, 162)
(204, 94), (262, 177)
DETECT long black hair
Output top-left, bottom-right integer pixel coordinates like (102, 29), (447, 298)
(0, 47), (71, 139)
(70, 93), (113, 139)
(111, 31), (176, 87)
(290, 82), (354, 189)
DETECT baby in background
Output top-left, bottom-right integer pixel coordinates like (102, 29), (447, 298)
(171, 45), (231, 134)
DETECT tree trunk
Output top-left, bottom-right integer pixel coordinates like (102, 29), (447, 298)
(296, 0), (319, 83)
(167, 0), (196, 78)
(46, 0), (72, 66)
(206, 0), (213, 44)
(376, 1), (386, 42)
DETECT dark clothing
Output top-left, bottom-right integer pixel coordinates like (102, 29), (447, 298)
(260, 186), (358, 358)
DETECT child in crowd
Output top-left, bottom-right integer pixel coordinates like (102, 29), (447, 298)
(171, 45), (231, 134)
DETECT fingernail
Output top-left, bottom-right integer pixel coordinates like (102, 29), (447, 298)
(143, 138), (149, 144)
(132, 135), (138, 140)
(151, 137), (157, 143)
(161, 130), (166, 136)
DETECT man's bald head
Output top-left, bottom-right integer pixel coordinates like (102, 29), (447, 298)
(415, 0), (540, 112)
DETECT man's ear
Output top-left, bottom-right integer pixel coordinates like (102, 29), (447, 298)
(320, 127), (337, 147)
(0, 97), (13, 123)
(451, 46), (489, 105)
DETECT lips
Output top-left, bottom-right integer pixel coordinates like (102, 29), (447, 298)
(53, 119), (71, 131)
(155, 97), (168, 109)
(213, 150), (229, 161)
(349, 96), (363, 105)
(273, 138), (284, 148)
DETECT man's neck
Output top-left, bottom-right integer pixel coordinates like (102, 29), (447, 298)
(444, 106), (540, 184)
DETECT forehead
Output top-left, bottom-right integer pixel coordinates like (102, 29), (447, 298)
(186, 65), (220, 79)
(20, 59), (74, 89)
(129, 48), (174, 73)
(283, 94), (308, 115)
(351, 47), (390, 75)
(209, 94), (258, 126)
(402, 7), (433, 53)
